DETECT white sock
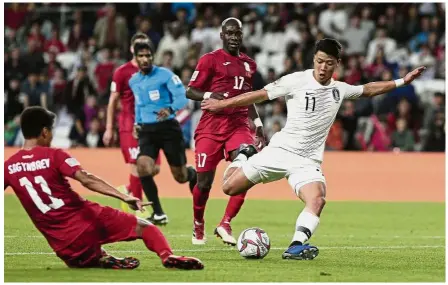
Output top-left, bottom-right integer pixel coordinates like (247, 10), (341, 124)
(292, 210), (320, 244)
(223, 154), (248, 178)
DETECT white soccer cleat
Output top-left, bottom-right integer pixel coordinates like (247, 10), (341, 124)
(192, 220), (206, 245)
(214, 223), (237, 246)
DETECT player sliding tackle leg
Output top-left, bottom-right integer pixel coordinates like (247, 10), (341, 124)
(186, 17), (266, 246)
(202, 38), (426, 259)
(4, 107), (204, 270)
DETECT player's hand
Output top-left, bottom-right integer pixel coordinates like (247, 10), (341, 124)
(201, 98), (225, 112)
(404, 66), (426, 85)
(255, 127), (266, 150)
(123, 196), (152, 212)
(157, 108), (171, 121)
(210, 92), (226, 100)
(103, 128), (114, 146)
(133, 125), (141, 139)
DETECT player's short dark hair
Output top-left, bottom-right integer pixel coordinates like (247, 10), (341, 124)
(221, 17), (242, 31)
(315, 38), (342, 60)
(20, 107), (56, 139)
(133, 41), (153, 56)
(130, 32), (149, 45)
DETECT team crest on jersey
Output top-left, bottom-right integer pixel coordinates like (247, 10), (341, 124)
(244, 62), (252, 78)
(244, 62), (251, 72)
(332, 88), (340, 102)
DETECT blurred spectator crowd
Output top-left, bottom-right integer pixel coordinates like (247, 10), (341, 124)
(4, 3), (446, 152)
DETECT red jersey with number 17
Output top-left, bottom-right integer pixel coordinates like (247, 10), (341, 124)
(188, 49), (257, 136)
(4, 147), (103, 252)
(110, 61), (139, 132)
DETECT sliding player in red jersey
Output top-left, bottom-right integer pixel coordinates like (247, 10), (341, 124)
(5, 106), (204, 270)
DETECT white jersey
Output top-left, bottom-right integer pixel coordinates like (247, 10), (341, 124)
(264, 69), (364, 163)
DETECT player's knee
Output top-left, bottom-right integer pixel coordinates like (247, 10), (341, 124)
(136, 157), (155, 177)
(152, 165), (161, 177)
(306, 196), (326, 213)
(173, 172), (188, 183)
(222, 181), (238, 196)
(197, 179), (212, 192)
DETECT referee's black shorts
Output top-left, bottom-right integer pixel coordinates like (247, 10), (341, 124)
(137, 119), (187, 166)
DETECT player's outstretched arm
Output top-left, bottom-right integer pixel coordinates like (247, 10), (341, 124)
(361, 66), (426, 97)
(201, 89), (269, 112)
(73, 169), (150, 211)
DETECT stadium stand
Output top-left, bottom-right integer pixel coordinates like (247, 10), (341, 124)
(4, 3), (445, 152)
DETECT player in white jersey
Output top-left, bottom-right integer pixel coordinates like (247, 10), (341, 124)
(201, 38), (426, 260)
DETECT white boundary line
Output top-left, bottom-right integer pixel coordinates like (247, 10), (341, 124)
(4, 234), (445, 239)
(4, 245), (445, 256)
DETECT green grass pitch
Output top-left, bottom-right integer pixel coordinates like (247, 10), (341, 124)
(4, 195), (445, 282)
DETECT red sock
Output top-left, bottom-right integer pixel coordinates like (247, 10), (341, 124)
(127, 174), (143, 200)
(193, 184), (210, 223)
(221, 192), (247, 224)
(142, 224), (172, 262)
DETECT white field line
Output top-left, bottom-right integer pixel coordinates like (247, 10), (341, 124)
(4, 234), (445, 239)
(4, 245), (445, 256)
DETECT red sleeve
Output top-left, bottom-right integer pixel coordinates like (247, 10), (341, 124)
(4, 162), (10, 190)
(53, 149), (82, 178)
(188, 54), (214, 91)
(111, 67), (124, 94)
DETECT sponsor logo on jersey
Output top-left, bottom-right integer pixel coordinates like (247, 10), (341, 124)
(149, 90), (161, 101)
(332, 88), (340, 102)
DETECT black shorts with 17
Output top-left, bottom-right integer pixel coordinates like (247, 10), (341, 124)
(137, 119), (187, 167)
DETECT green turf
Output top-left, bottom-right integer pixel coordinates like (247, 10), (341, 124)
(4, 195), (445, 282)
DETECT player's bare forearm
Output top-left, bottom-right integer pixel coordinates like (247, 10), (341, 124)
(361, 81), (397, 97)
(223, 90), (268, 108)
(74, 170), (127, 201)
(362, 66), (426, 98)
(106, 92), (120, 130)
(186, 87), (206, 101)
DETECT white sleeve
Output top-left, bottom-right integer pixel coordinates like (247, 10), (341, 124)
(342, 82), (364, 100)
(263, 73), (296, 100)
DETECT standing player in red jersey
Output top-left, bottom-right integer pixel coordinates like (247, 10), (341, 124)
(5, 106), (204, 270)
(186, 18), (266, 246)
(103, 33), (162, 215)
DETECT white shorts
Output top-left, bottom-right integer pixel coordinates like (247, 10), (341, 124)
(241, 145), (326, 196)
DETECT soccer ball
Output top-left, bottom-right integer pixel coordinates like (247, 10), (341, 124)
(237, 227), (270, 259)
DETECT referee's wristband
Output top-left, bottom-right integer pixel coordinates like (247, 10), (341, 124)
(254, 118), (263, 128)
(394, 78), (405, 87)
(204, 92), (212, 99)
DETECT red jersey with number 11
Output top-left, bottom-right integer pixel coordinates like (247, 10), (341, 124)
(188, 49), (257, 136)
(4, 147), (102, 252)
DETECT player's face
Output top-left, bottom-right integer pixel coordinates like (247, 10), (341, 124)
(313, 51), (340, 84)
(221, 25), (243, 54)
(136, 49), (153, 72)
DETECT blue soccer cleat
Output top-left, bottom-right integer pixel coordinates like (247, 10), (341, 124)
(282, 243), (319, 260)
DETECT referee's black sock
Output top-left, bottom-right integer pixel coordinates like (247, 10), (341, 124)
(140, 175), (164, 215)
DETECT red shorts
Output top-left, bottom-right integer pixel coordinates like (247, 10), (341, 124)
(55, 205), (139, 268)
(120, 131), (161, 165)
(194, 126), (254, 172)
